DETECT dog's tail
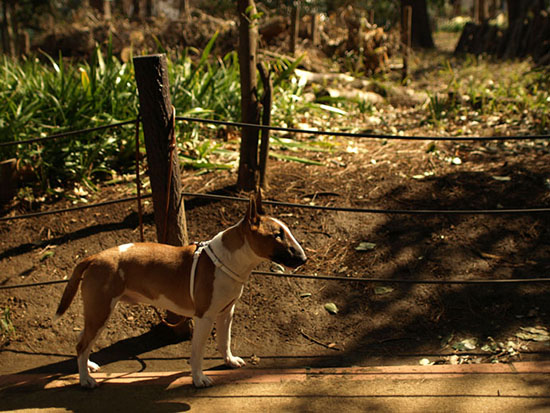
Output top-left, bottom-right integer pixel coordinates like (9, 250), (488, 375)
(54, 257), (93, 320)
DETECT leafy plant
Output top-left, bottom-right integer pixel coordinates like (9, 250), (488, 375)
(1, 307), (15, 342)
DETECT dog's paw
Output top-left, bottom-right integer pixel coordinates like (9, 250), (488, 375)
(225, 356), (246, 369)
(87, 361), (100, 373)
(80, 374), (99, 389)
(192, 373), (213, 388)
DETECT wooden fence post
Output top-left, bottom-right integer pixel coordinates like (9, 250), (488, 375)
(237, 0), (261, 191)
(401, 5), (412, 82)
(133, 54), (188, 247)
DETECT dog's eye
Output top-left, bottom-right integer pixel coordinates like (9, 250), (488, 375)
(275, 228), (285, 240)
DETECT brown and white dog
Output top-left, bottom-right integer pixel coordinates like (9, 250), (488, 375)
(54, 191), (306, 388)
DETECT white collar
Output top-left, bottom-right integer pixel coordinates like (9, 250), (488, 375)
(204, 242), (248, 284)
(189, 241), (248, 305)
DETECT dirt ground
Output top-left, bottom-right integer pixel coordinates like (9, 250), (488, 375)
(2, 128), (550, 377)
(2, 30), (550, 377)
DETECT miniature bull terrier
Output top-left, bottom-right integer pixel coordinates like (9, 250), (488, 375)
(54, 191), (307, 388)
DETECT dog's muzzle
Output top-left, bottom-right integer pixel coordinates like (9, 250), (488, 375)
(272, 246), (307, 269)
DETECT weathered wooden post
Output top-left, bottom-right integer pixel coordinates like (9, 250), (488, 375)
(401, 5), (412, 82)
(134, 54), (191, 337)
(237, 0), (261, 191)
(133, 54), (188, 246)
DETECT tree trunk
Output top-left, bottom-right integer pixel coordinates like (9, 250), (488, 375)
(132, 0), (142, 20)
(145, 0), (154, 17)
(311, 13), (320, 46)
(289, 1), (300, 55)
(452, 0), (462, 17)
(506, 0), (538, 26)
(474, 0), (489, 23)
(90, 0), (111, 17)
(179, 0), (190, 20)
(401, 0), (434, 49)
(2, 0), (16, 56)
(237, 0), (260, 191)
(401, 5), (412, 81)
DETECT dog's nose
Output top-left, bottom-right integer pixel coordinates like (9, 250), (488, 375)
(290, 246), (307, 265)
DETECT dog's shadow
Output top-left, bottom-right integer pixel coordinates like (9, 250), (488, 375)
(16, 322), (192, 376)
(2, 323), (198, 412)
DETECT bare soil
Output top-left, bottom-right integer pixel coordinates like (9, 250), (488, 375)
(2, 30), (550, 377)
(2, 129), (550, 377)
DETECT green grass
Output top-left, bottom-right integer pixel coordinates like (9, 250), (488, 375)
(0, 35), (323, 195)
(0, 46), (138, 190)
(0, 33), (245, 192)
(421, 54), (550, 133)
(1, 307), (15, 343)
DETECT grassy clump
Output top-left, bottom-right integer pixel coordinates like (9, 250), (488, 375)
(0, 34), (245, 192)
(0, 33), (317, 195)
(423, 55), (550, 134)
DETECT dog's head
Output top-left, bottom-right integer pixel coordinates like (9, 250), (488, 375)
(243, 190), (307, 268)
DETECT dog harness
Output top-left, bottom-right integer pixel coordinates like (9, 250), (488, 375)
(189, 241), (248, 304)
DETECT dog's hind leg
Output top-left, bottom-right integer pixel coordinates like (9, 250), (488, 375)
(76, 293), (119, 389)
(216, 304), (245, 369)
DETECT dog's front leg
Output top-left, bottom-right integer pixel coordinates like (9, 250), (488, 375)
(216, 304), (246, 369)
(191, 316), (215, 388)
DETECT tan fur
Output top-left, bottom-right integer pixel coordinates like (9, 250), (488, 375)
(55, 257), (94, 318)
(221, 224), (245, 252)
(245, 216), (290, 261)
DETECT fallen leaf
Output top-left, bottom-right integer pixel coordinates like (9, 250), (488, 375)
(40, 251), (55, 261)
(452, 338), (477, 351)
(355, 242), (376, 251)
(324, 303), (339, 315)
(250, 354), (261, 365)
(374, 286), (394, 295)
(271, 263), (285, 273)
(515, 326), (550, 342)
(448, 355), (460, 365)
(492, 176), (511, 181)
(419, 358), (432, 366)
(440, 333), (454, 348)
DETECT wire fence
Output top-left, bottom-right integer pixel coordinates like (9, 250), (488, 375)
(2, 115), (550, 149)
(1, 114), (550, 291)
(3, 190), (550, 223)
(0, 119), (137, 148)
(177, 116), (550, 141)
(2, 271), (550, 291)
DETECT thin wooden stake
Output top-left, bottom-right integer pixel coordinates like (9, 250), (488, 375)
(258, 63), (272, 189)
(162, 105), (177, 244)
(134, 116), (144, 242)
(402, 5), (412, 82)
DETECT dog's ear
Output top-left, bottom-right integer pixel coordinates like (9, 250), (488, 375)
(246, 192), (261, 226)
(255, 188), (264, 215)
